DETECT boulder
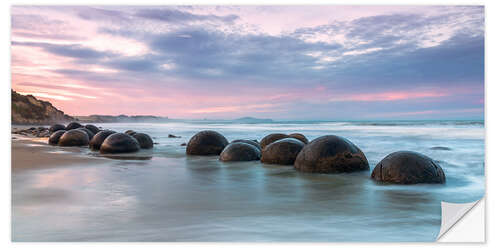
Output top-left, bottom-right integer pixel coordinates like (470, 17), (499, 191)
(288, 133), (309, 144)
(261, 138), (305, 165)
(232, 139), (261, 151)
(430, 146), (452, 151)
(58, 129), (89, 146)
(84, 124), (100, 134)
(371, 151), (446, 184)
(260, 133), (289, 150)
(48, 130), (65, 145)
(132, 133), (154, 149)
(49, 124), (66, 133)
(186, 130), (228, 155)
(77, 127), (95, 140)
(220, 142), (261, 162)
(66, 122), (82, 130)
(294, 135), (369, 173)
(100, 133), (140, 154)
(125, 130), (136, 136)
(89, 130), (116, 151)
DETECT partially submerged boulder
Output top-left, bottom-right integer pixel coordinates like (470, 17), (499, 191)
(66, 122), (82, 130)
(288, 133), (308, 144)
(219, 142), (261, 162)
(49, 124), (65, 133)
(89, 130), (116, 151)
(260, 133), (289, 150)
(100, 133), (140, 154)
(84, 124), (100, 134)
(132, 133), (154, 149)
(77, 127), (95, 140)
(371, 151), (446, 184)
(294, 135), (369, 173)
(261, 138), (305, 165)
(124, 130), (136, 136)
(48, 130), (65, 145)
(186, 130), (228, 155)
(232, 139), (261, 151)
(58, 129), (89, 147)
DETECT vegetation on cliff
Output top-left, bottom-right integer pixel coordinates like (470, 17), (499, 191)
(11, 90), (74, 124)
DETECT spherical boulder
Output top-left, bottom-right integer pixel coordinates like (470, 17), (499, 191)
(58, 129), (89, 147)
(260, 133), (289, 150)
(261, 138), (305, 165)
(77, 127), (95, 140)
(125, 130), (136, 136)
(100, 133), (140, 154)
(66, 122), (82, 130)
(371, 151), (446, 184)
(132, 133), (154, 149)
(186, 130), (228, 155)
(89, 130), (116, 151)
(48, 130), (65, 145)
(49, 124), (66, 133)
(288, 133), (309, 144)
(232, 139), (261, 151)
(220, 142), (261, 162)
(294, 135), (369, 173)
(84, 124), (100, 134)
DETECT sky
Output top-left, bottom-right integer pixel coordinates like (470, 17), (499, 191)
(11, 5), (484, 120)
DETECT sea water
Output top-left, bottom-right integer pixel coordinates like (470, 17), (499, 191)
(11, 120), (485, 241)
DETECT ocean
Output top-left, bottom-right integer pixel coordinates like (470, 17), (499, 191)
(12, 120), (485, 241)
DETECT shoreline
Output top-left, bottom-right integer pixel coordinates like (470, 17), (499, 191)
(11, 134), (110, 172)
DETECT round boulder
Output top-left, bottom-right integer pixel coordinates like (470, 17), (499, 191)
(261, 138), (305, 165)
(48, 130), (65, 145)
(260, 133), (289, 150)
(66, 122), (82, 130)
(294, 135), (369, 173)
(289, 133), (309, 144)
(89, 130), (116, 151)
(186, 130), (228, 155)
(232, 139), (261, 151)
(371, 151), (446, 184)
(220, 142), (261, 162)
(124, 130), (136, 136)
(132, 133), (154, 149)
(49, 124), (66, 133)
(84, 124), (100, 134)
(100, 133), (140, 154)
(58, 129), (89, 147)
(77, 127), (95, 140)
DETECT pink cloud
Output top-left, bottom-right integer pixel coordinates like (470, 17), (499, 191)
(328, 91), (448, 102)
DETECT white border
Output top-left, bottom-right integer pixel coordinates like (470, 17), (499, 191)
(2, 0), (496, 249)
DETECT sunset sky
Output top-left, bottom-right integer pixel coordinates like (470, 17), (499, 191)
(11, 5), (484, 120)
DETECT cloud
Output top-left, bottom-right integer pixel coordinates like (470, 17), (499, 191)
(12, 41), (116, 59)
(135, 8), (239, 24)
(76, 7), (130, 23)
(10, 6), (484, 119)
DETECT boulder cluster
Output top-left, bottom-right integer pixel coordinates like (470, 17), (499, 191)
(186, 130), (446, 185)
(32, 124), (447, 185)
(46, 122), (154, 154)
(12, 127), (51, 137)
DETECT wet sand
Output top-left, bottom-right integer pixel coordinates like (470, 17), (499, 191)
(11, 135), (109, 172)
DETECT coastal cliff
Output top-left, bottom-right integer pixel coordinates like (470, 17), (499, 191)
(11, 90), (73, 125)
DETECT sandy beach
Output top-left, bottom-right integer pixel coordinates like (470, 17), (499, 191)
(11, 134), (109, 172)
